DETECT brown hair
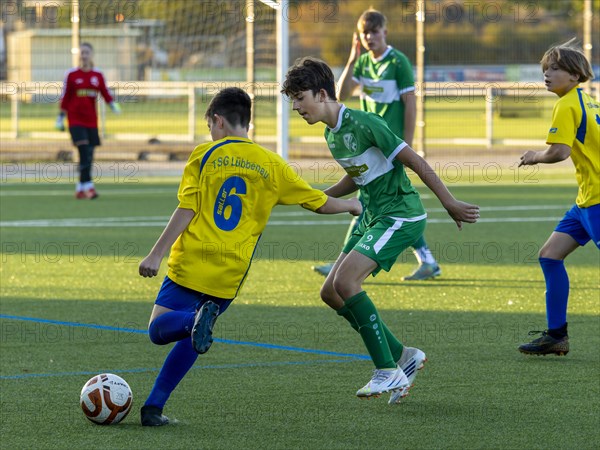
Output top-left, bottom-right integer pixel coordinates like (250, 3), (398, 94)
(281, 57), (337, 100)
(541, 38), (594, 83)
(204, 87), (251, 129)
(357, 9), (387, 33)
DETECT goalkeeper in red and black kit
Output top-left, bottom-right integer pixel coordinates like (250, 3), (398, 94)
(56, 42), (120, 199)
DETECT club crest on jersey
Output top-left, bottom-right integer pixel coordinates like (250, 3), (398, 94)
(343, 133), (357, 153)
(91, 76), (99, 86)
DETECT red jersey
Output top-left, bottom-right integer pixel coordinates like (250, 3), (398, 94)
(60, 67), (114, 128)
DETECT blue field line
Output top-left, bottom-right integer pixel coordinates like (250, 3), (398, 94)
(0, 313), (370, 360)
(0, 358), (358, 381)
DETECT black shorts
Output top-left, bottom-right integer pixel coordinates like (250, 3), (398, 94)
(69, 126), (101, 147)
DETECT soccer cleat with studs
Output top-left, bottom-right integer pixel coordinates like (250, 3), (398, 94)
(312, 263), (333, 277)
(356, 365), (410, 399)
(191, 300), (220, 354)
(140, 405), (170, 426)
(518, 330), (569, 356)
(86, 188), (99, 199)
(389, 347), (427, 405)
(402, 262), (441, 281)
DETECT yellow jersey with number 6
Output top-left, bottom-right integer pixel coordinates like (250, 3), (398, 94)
(166, 137), (327, 299)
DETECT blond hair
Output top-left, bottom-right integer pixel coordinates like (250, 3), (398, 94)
(357, 9), (387, 33)
(541, 38), (594, 82)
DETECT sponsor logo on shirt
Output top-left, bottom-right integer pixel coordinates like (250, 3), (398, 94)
(76, 89), (98, 98)
(363, 85), (384, 96)
(346, 164), (368, 178)
(549, 127), (558, 133)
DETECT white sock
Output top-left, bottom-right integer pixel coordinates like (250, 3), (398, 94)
(76, 182), (84, 192)
(413, 246), (436, 265)
(83, 181), (94, 191)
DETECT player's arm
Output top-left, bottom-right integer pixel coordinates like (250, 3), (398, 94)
(395, 146), (479, 230)
(315, 196), (362, 216)
(98, 72), (121, 114)
(139, 207), (195, 277)
(519, 144), (571, 166)
(401, 91), (416, 147)
(56, 74), (72, 130)
(323, 174), (358, 198)
(338, 33), (361, 101)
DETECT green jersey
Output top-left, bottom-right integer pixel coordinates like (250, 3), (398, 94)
(353, 46), (415, 138)
(325, 105), (425, 222)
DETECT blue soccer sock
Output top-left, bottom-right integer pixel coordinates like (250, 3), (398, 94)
(144, 338), (198, 409)
(148, 311), (195, 345)
(539, 257), (569, 330)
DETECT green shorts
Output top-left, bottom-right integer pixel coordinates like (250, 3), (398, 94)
(343, 215), (427, 275)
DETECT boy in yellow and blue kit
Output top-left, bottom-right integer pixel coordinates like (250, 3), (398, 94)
(518, 39), (599, 356)
(138, 87), (361, 426)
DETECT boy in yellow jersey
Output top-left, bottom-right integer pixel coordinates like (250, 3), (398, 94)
(518, 39), (599, 356)
(137, 87), (362, 426)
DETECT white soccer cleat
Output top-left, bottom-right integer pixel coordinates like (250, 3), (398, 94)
(356, 365), (409, 399)
(389, 347), (427, 404)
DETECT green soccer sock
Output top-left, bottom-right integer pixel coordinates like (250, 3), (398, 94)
(344, 291), (396, 369)
(337, 304), (404, 362)
(412, 235), (426, 250)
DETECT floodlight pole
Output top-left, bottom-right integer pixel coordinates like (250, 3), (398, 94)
(415, 1), (425, 158)
(276, 0), (289, 160)
(71, 0), (80, 67)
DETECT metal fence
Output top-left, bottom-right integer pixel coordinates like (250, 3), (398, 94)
(0, 0), (598, 161)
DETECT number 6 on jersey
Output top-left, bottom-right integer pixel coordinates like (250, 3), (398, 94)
(214, 176), (247, 231)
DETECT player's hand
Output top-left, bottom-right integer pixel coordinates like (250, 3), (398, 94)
(519, 151), (537, 167)
(348, 197), (363, 216)
(54, 114), (65, 131)
(348, 32), (362, 62)
(444, 200), (480, 230)
(110, 102), (122, 114)
(139, 254), (161, 278)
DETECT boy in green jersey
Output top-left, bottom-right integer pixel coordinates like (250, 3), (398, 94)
(313, 8), (442, 281)
(283, 57), (480, 402)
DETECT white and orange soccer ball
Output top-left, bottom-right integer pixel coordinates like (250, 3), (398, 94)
(80, 373), (133, 425)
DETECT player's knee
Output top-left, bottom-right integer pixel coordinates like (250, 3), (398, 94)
(332, 277), (357, 299)
(319, 283), (336, 304)
(539, 244), (563, 260)
(147, 320), (168, 345)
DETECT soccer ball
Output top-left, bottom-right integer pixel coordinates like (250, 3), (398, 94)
(80, 373), (133, 425)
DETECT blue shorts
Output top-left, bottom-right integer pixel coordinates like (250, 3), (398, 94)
(155, 276), (233, 314)
(555, 204), (600, 248)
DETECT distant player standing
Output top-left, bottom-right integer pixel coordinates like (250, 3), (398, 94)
(283, 57), (479, 402)
(56, 42), (120, 199)
(137, 87), (361, 426)
(312, 9), (442, 281)
(518, 39), (599, 356)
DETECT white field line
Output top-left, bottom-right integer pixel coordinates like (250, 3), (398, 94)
(0, 205), (568, 228)
(0, 218), (563, 227)
(0, 188), (176, 196)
